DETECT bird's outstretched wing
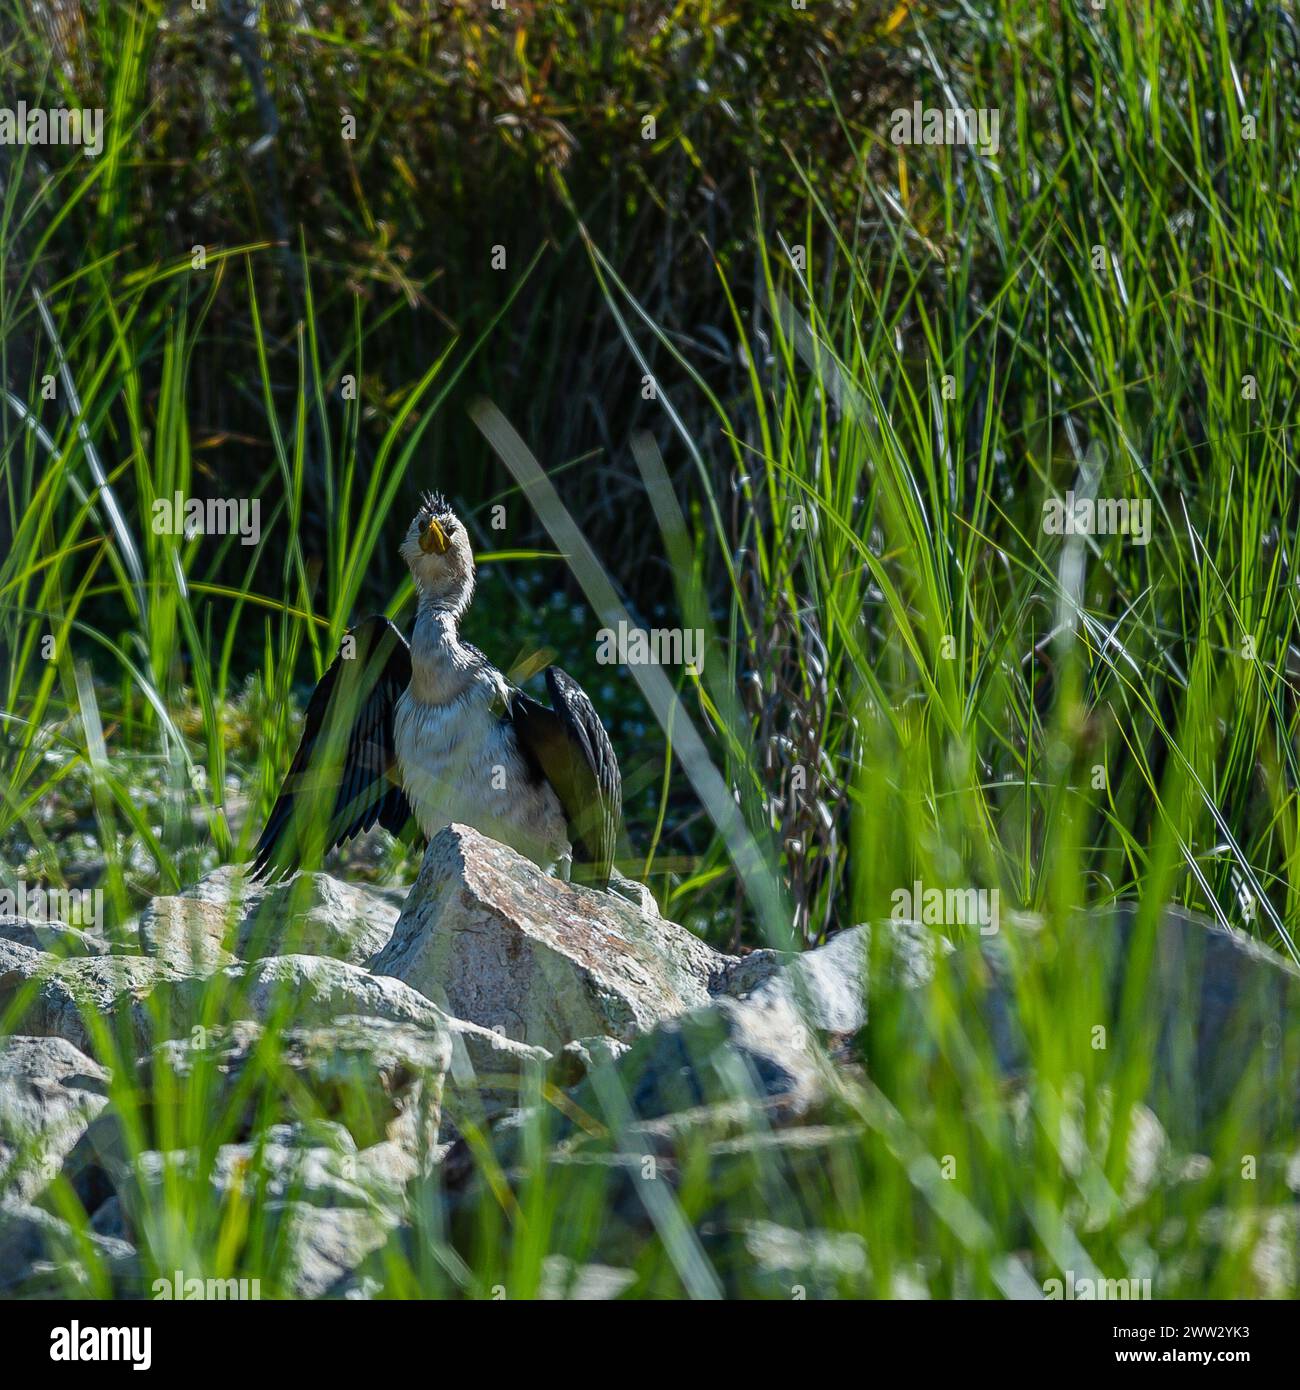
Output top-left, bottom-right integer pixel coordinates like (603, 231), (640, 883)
(251, 616), (414, 881)
(506, 666), (621, 888)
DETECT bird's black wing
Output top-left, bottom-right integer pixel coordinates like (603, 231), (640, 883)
(506, 666), (621, 889)
(251, 616), (414, 880)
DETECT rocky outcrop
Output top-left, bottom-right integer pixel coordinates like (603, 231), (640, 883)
(1, 936), (545, 1087)
(4, 821), (1300, 1299)
(371, 826), (733, 1053)
(573, 986), (828, 1125)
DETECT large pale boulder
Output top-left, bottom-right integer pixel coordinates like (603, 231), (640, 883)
(550, 927), (914, 1135)
(0, 916), (108, 958)
(64, 1017), (455, 1253)
(371, 825), (736, 1053)
(0, 1037), (110, 1201)
(214, 954), (550, 1085)
(719, 921), (940, 1036)
(137, 896), (239, 971)
(966, 904), (1300, 1136)
(0, 939), (195, 1057)
(139, 866), (403, 969)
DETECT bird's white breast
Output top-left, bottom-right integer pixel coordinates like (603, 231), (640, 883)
(394, 672), (570, 872)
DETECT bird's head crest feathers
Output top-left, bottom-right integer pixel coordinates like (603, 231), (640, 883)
(418, 490), (451, 520)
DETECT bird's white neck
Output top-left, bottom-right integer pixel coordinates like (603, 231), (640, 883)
(408, 602), (476, 705)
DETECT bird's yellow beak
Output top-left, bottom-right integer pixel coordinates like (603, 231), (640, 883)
(419, 516), (450, 555)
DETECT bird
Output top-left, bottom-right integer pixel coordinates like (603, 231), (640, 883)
(251, 492), (622, 888)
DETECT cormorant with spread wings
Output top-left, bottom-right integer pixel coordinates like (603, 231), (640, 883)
(251, 493), (621, 888)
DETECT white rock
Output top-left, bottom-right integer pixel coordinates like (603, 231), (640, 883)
(0, 1037), (109, 1201)
(140, 865), (404, 968)
(371, 825), (738, 1053)
(0, 940), (195, 1057)
(0, 1197), (137, 1297)
(0, 916), (108, 958)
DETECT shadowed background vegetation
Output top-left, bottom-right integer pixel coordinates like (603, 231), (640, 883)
(3, 0), (924, 940)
